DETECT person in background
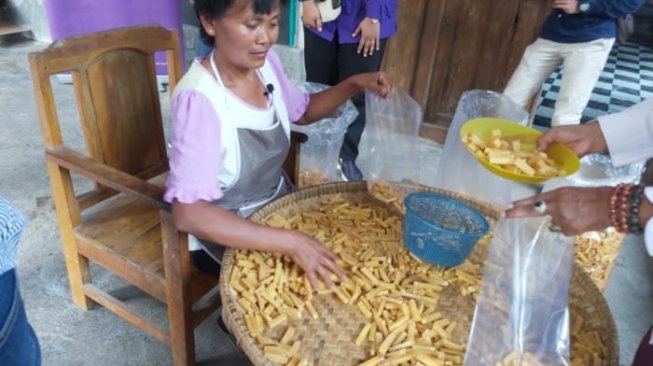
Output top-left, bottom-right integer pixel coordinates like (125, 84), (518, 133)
(503, 0), (644, 126)
(169, 0), (391, 291)
(0, 196), (41, 366)
(301, 0), (397, 181)
(505, 98), (653, 365)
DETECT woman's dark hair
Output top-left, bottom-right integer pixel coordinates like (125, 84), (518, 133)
(194, 0), (283, 45)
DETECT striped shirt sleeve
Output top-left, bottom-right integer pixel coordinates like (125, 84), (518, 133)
(0, 196), (26, 275)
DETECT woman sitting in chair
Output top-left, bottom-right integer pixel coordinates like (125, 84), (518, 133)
(164, 0), (390, 289)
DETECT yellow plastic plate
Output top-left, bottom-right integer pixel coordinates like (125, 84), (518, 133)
(460, 118), (580, 184)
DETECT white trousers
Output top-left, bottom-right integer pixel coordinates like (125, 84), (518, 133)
(503, 38), (615, 126)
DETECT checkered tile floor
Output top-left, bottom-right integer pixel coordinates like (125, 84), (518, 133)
(533, 42), (653, 127)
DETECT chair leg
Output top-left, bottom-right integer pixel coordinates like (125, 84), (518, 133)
(48, 163), (94, 309)
(161, 211), (195, 366)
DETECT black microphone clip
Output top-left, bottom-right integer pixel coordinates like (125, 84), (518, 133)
(263, 83), (274, 96)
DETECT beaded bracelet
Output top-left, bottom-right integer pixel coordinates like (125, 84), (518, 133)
(628, 184), (645, 236)
(609, 184), (622, 230)
(620, 184), (637, 233)
(610, 183), (629, 232)
(609, 183), (636, 233)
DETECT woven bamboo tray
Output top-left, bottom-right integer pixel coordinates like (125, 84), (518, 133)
(219, 182), (618, 366)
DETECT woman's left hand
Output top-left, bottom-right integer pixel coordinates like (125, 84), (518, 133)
(353, 17), (381, 57)
(354, 71), (391, 99)
(505, 186), (613, 236)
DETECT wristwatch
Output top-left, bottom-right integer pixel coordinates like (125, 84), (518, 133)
(370, 18), (380, 24)
(578, 1), (590, 13)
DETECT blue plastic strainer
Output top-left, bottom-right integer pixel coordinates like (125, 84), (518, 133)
(403, 192), (489, 267)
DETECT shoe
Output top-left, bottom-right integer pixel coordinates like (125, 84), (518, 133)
(339, 159), (364, 181)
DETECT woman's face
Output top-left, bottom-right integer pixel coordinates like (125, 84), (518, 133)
(202, 0), (280, 69)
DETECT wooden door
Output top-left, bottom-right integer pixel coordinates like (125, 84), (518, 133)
(382, 0), (552, 142)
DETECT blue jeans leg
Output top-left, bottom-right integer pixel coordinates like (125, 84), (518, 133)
(0, 270), (41, 366)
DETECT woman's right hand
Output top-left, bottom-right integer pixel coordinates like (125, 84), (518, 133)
(276, 229), (347, 290)
(537, 122), (608, 157)
(301, 1), (323, 31)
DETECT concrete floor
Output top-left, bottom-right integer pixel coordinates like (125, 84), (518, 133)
(2, 38), (652, 366)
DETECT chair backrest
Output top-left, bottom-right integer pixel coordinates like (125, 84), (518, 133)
(29, 25), (182, 181)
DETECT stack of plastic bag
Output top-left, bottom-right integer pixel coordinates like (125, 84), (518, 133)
(358, 88), (423, 188)
(291, 82), (358, 187)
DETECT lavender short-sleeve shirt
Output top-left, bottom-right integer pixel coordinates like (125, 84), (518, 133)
(164, 50), (309, 204)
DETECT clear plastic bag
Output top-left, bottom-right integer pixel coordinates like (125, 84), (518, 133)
(433, 90), (532, 207)
(464, 217), (574, 366)
(358, 88), (423, 187)
(291, 82), (358, 187)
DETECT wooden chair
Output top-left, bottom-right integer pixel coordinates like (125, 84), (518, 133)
(29, 25), (221, 366)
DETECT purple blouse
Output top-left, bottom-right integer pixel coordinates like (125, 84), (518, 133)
(164, 50), (309, 204)
(303, 0), (398, 44)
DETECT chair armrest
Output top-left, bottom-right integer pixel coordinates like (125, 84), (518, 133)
(46, 146), (170, 211)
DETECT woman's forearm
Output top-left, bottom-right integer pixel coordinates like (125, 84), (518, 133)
(172, 201), (290, 253)
(296, 76), (362, 125)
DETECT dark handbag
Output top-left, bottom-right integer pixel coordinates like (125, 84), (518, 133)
(617, 14), (635, 44)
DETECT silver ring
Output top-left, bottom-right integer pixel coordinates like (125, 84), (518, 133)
(549, 223), (562, 232)
(534, 200), (547, 214)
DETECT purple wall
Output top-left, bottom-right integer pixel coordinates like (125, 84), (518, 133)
(44, 0), (184, 74)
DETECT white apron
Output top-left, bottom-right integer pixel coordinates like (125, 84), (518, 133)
(189, 53), (293, 262)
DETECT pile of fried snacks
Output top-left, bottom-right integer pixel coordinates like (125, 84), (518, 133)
(462, 130), (566, 178)
(225, 182), (608, 365)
